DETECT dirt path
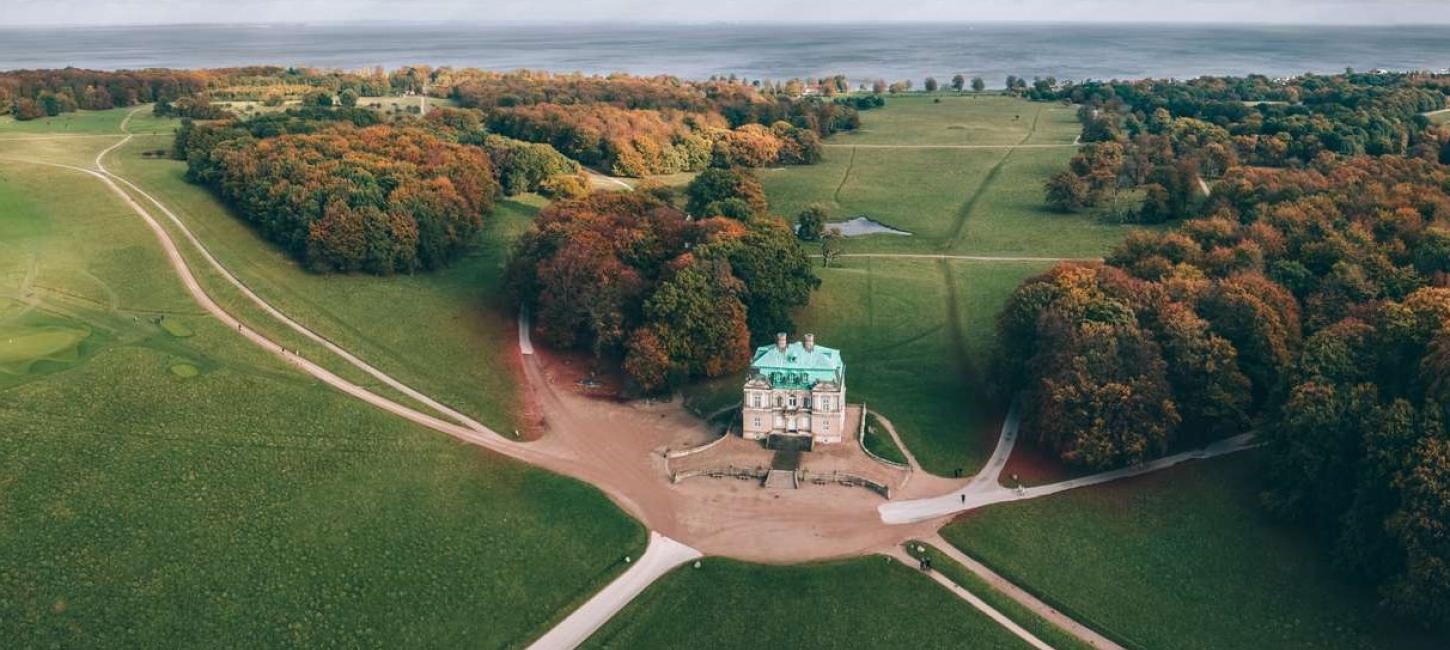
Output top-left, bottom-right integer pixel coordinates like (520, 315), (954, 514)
(883, 545), (1053, 650)
(832, 145), (857, 204)
(3, 108), (1258, 648)
(879, 401), (1259, 524)
(921, 536), (1125, 650)
(88, 109), (491, 435)
(528, 532), (702, 650)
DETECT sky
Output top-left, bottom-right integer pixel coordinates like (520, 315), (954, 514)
(5, 0), (1450, 27)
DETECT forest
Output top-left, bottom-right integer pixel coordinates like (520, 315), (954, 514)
(507, 168), (818, 391)
(1042, 72), (1450, 221)
(179, 109), (500, 274)
(450, 71), (852, 176)
(1005, 71), (1450, 630)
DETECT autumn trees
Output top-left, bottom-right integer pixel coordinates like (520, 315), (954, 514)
(181, 114), (498, 274)
(1041, 71), (1450, 223)
(1003, 153), (1450, 630)
(1, 67), (209, 119)
(508, 172), (817, 393)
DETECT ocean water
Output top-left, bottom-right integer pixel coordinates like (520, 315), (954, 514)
(1, 23), (1448, 82)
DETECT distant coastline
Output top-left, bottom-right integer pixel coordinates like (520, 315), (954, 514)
(1, 22), (1448, 81)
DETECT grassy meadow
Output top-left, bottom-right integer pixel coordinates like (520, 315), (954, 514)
(0, 118), (644, 646)
(761, 94), (1130, 258)
(585, 557), (1030, 649)
(762, 93), (1158, 475)
(942, 454), (1445, 650)
(102, 132), (535, 433)
(794, 258), (1044, 475)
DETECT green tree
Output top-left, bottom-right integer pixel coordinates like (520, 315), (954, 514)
(1044, 170), (1090, 212)
(971, 77), (986, 93)
(950, 74), (965, 92)
(685, 167), (767, 218)
(795, 204), (828, 241)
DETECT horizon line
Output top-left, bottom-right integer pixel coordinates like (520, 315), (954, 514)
(6, 18), (1450, 29)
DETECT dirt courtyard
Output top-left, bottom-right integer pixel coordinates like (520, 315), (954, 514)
(517, 347), (965, 563)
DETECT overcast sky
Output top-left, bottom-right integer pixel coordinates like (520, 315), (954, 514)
(5, 0), (1450, 27)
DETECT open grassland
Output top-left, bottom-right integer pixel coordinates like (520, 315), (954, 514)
(103, 133), (534, 433)
(942, 454), (1446, 650)
(0, 158), (644, 646)
(795, 258), (1045, 475)
(904, 542), (1093, 650)
(0, 106), (173, 136)
(830, 94), (1080, 146)
(585, 557), (1030, 649)
(762, 95), (1137, 257)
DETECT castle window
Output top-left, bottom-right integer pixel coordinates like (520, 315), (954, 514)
(804, 396), (812, 409)
(789, 395), (797, 408)
(752, 416), (761, 428)
(751, 393), (761, 408)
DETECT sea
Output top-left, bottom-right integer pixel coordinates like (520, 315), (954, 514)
(1, 22), (1448, 82)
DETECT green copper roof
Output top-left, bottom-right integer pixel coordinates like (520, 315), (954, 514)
(751, 341), (844, 389)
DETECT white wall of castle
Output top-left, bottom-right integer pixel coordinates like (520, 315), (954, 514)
(741, 384), (847, 444)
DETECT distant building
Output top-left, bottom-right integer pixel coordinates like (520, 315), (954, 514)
(741, 333), (846, 445)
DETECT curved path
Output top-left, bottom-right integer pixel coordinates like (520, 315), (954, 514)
(879, 402), (1259, 524)
(88, 110), (491, 435)
(2, 108), (1263, 648)
(528, 532), (701, 650)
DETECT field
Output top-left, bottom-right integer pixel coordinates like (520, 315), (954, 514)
(941, 454), (1444, 650)
(904, 542), (1093, 650)
(0, 117), (644, 646)
(762, 95), (1132, 257)
(101, 131), (536, 432)
(795, 258), (1044, 475)
(585, 557), (1030, 649)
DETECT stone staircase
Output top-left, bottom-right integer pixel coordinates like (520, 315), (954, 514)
(763, 469), (798, 489)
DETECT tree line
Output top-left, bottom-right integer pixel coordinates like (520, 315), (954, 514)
(1042, 72), (1450, 221)
(171, 108), (533, 274)
(1003, 71), (1450, 631)
(507, 168), (818, 392)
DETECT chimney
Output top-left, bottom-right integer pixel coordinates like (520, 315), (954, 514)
(776, 332), (788, 352)
(804, 333), (815, 352)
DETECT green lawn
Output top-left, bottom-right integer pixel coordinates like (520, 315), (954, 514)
(942, 453), (1447, 650)
(103, 134), (533, 433)
(762, 96), (1131, 257)
(585, 557), (1030, 649)
(904, 542), (1094, 650)
(862, 411), (908, 465)
(0, 151), (643, 646)
(795, 258), (1044, 475)
(831, 94), (1079, 147)
(0, 106), (173, 136)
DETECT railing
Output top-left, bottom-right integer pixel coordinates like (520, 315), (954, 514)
(665, 431), (732, 460)
(671, 465), (769, 483)
(671, 465), (890, 499)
